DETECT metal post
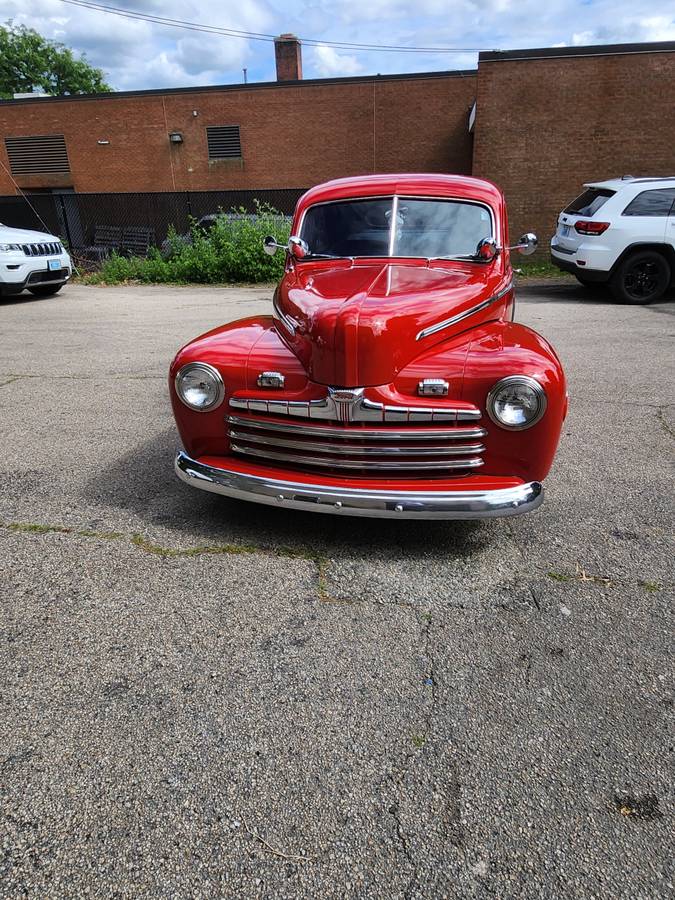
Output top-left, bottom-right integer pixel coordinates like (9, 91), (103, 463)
(58, 193), (73, 248)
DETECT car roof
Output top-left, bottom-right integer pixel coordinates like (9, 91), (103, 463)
(295, 174), (504, 216)
(584, 176), (675, 191)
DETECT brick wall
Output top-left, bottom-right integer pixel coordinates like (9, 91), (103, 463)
(472, 47), (675, 250)
(0, 72), (476, 195)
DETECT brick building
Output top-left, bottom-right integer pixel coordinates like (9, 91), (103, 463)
(0, 38), (673, 248)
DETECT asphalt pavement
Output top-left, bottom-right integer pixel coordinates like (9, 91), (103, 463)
(0, 279), (673, 898)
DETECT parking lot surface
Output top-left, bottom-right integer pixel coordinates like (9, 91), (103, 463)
(1, 281), (673, 898)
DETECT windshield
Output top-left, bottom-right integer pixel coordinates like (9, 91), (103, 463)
(300, 196), (494, 259)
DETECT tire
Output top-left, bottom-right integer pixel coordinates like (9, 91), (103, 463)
(609, 251), (670, 305)
(28, 284), (64, 297)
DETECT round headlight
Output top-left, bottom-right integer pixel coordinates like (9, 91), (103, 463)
(175, 362), (225, 411)
(487, 376), (546, 430)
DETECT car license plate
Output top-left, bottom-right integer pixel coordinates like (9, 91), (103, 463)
(560, 224), (570, 238)
(48, 259), (61, 271)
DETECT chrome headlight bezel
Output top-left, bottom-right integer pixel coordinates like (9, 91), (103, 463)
(486, 375), (547, 431)
(175, 362), (225, 412)
(0, 243), (22, 252)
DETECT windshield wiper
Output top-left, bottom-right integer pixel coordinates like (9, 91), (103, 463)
(304, 252), (350, 260)
(429, 253), (489, 263)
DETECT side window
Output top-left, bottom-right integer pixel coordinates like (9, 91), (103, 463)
(622, 189), (675, 217)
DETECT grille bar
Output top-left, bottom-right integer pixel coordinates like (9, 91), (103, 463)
(21, 242), (61, 257)
(229, 429), (485, 457)
(230, 443), (484, 471)
(229, 395), (482, 423)
(227, 415), (486, 442)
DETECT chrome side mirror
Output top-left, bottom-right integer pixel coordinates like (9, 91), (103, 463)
(476, 238), (498, 261)
(513, 233), (538, 256)
(288, 236), (309, 259)
(263, 235), (285, 256)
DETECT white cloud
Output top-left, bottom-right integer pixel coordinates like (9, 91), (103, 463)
(312, 45), (362, 76)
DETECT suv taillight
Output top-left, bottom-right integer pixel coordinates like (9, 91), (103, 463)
(574, 220), (610, 235)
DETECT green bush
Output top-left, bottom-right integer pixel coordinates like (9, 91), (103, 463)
(85, 201), (291, 285)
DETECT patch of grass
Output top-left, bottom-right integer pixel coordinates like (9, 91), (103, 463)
(640, 580), (661, 593)
(6, 522), (123, 541)
(130, 533), (261, 558)
(547, 571), (572, 582)
(515, 259), (571, 279)
(411, 733), (426, 749)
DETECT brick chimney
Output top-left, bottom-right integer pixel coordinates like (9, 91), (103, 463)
(274, 34), (302, 81)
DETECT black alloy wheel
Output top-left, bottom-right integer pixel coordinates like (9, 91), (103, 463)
(610, 251), (670, 305)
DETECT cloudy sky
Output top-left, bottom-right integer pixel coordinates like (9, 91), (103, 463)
(4, 0), (674, 91)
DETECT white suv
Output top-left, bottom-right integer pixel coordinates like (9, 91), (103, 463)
(0, 223), (72, 299)
(551, 177), (675, 304)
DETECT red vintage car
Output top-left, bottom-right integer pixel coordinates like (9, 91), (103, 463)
(170, 174), (567, 519)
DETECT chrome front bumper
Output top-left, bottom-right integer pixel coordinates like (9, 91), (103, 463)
(175, 451), (544, 520)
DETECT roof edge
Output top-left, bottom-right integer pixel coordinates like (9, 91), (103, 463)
(479, 40), (675, 63)
(0, 68), (476, 107)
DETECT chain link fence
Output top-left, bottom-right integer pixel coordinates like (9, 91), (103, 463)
(0, 189), (305, 269)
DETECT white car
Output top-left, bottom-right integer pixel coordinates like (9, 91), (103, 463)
(551, 176), (675, 304)
(0, 223), (72, 299)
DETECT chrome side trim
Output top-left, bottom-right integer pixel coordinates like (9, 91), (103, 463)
(230, 444), (484, 471)
(416, 281), (513, 341)
(272, 295), (297, 336)
(227, 416), (487, 441)
(175, 451), (544, 520)
(229, 392), (482, 423)
(228, 429), (485, 456)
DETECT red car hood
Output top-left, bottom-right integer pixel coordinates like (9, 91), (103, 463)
(277, 261), (507, 387)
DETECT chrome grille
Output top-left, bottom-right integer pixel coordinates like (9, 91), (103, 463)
(227, 414), (486, 474)
(21, 242), (62, 257)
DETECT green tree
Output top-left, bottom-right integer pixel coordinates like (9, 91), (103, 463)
(0, 22), (112, 99)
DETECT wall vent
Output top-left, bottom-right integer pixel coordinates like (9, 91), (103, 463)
(206, 125), (242, 160)
(4, 134), (70, 175)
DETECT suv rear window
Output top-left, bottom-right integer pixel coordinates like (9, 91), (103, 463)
(564, 188), (615, 217)
(622, 188), (675, 217)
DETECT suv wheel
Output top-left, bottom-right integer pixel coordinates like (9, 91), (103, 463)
(610, 251), (670, 305)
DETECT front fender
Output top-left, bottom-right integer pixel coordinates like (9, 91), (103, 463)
(169, 316), (303, 459)
(461, 321), (567, 481)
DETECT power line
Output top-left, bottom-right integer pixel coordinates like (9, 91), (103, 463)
(54, 0), (494, 54)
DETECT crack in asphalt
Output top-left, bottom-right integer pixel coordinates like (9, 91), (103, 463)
(1, 520), (426, 617)
(656, 405), (675, 439)
(0, 372), (164, 382)
(384, 610), (438, 897)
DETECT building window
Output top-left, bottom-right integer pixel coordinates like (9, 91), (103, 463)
(4, 134), (70, 175)
(206, 125), (242, 160)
